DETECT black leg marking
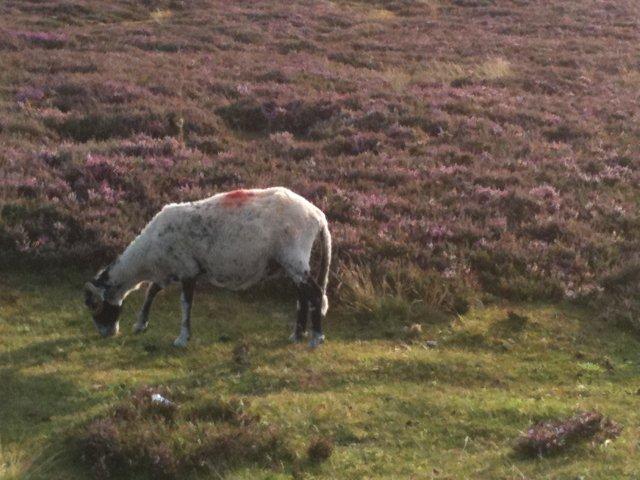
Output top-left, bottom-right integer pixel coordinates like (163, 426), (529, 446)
(300, 275), (324, 347)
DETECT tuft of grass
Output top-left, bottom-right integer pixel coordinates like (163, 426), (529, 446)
(382, 67), (412, 93)
(366, 8), (396, 21)
(339, 262), (469, 322)
(150, 9), (172, 23)
(385, 57), (512, 92)
(476, 57), (512, 80)
(0, 441), (29, 480)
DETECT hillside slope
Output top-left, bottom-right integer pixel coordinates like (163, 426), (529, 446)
(1, 0), (640, 303)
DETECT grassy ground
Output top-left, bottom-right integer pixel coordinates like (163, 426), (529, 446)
(2, 1), (640, 477)
(2, 270), (639, 479)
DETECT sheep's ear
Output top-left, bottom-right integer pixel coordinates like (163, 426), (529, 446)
(84, 282), (105, 299)
(84, 282), (104, 313)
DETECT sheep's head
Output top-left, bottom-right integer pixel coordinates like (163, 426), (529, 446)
(84, 281), (121, 337)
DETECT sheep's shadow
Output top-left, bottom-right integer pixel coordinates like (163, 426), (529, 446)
(0, 366), (99, 443)
(0, 335), (86, 368)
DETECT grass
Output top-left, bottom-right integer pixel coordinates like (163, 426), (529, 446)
(2, 0), (640, 476)
(2, 269), (639, 479)
(385, 57), (512, 92)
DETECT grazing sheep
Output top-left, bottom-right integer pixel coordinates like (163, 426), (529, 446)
(84, 187), (331, 348)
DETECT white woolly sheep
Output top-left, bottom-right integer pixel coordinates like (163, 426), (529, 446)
(84, 187), (331, 348)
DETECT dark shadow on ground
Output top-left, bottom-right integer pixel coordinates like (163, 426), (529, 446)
(0, 367), (100, 443)
(0, 336), (87, 368)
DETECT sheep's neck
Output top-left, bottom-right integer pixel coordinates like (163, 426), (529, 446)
(107, 241), (148, 304)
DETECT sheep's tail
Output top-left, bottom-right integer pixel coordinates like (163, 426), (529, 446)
(319, 221), (332, 316)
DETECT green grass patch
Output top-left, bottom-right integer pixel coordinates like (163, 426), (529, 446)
(1, 270), (639, 479)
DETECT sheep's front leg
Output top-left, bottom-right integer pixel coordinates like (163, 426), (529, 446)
(133, 283), (162, 333)
(173, 279), (195, 348)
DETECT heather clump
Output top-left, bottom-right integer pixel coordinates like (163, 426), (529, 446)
(81, 418), (125, 480)
(187, 423), (292, 470)
(216, 98), (341, 136)
(471, 246), (565, 301)
(114, 135), (182, 158)
(185, 395), (255, 425)
(13, 30), (69, 48)
(324, 132), (380, 156)
(307, 436), (334, 464)
(77, 387), (295, 479)
(49, 110), (175, 141)
(515, 412), (622, 457)
(594, 259), (640, 331)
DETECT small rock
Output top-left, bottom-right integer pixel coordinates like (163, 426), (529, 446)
(151, 393), (174, 406)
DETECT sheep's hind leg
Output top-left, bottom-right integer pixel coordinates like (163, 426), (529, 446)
(173, 278), (195, 348)
(133, 282), (162, 333)
(289, 286), (309, 343)
(303, 276), (325, 348)
(280, 256), (325, 348)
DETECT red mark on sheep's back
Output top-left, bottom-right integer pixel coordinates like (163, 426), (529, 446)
(221, 189), (255, 207)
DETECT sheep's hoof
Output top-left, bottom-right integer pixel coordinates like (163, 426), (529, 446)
(289, 331), (308, 343)
(132, 321), (148, 334)
(308, 332), (325, 349)
(173, 336), (189, 348)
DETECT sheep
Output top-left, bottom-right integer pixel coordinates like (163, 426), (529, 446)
(84, 187), (331, 348)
